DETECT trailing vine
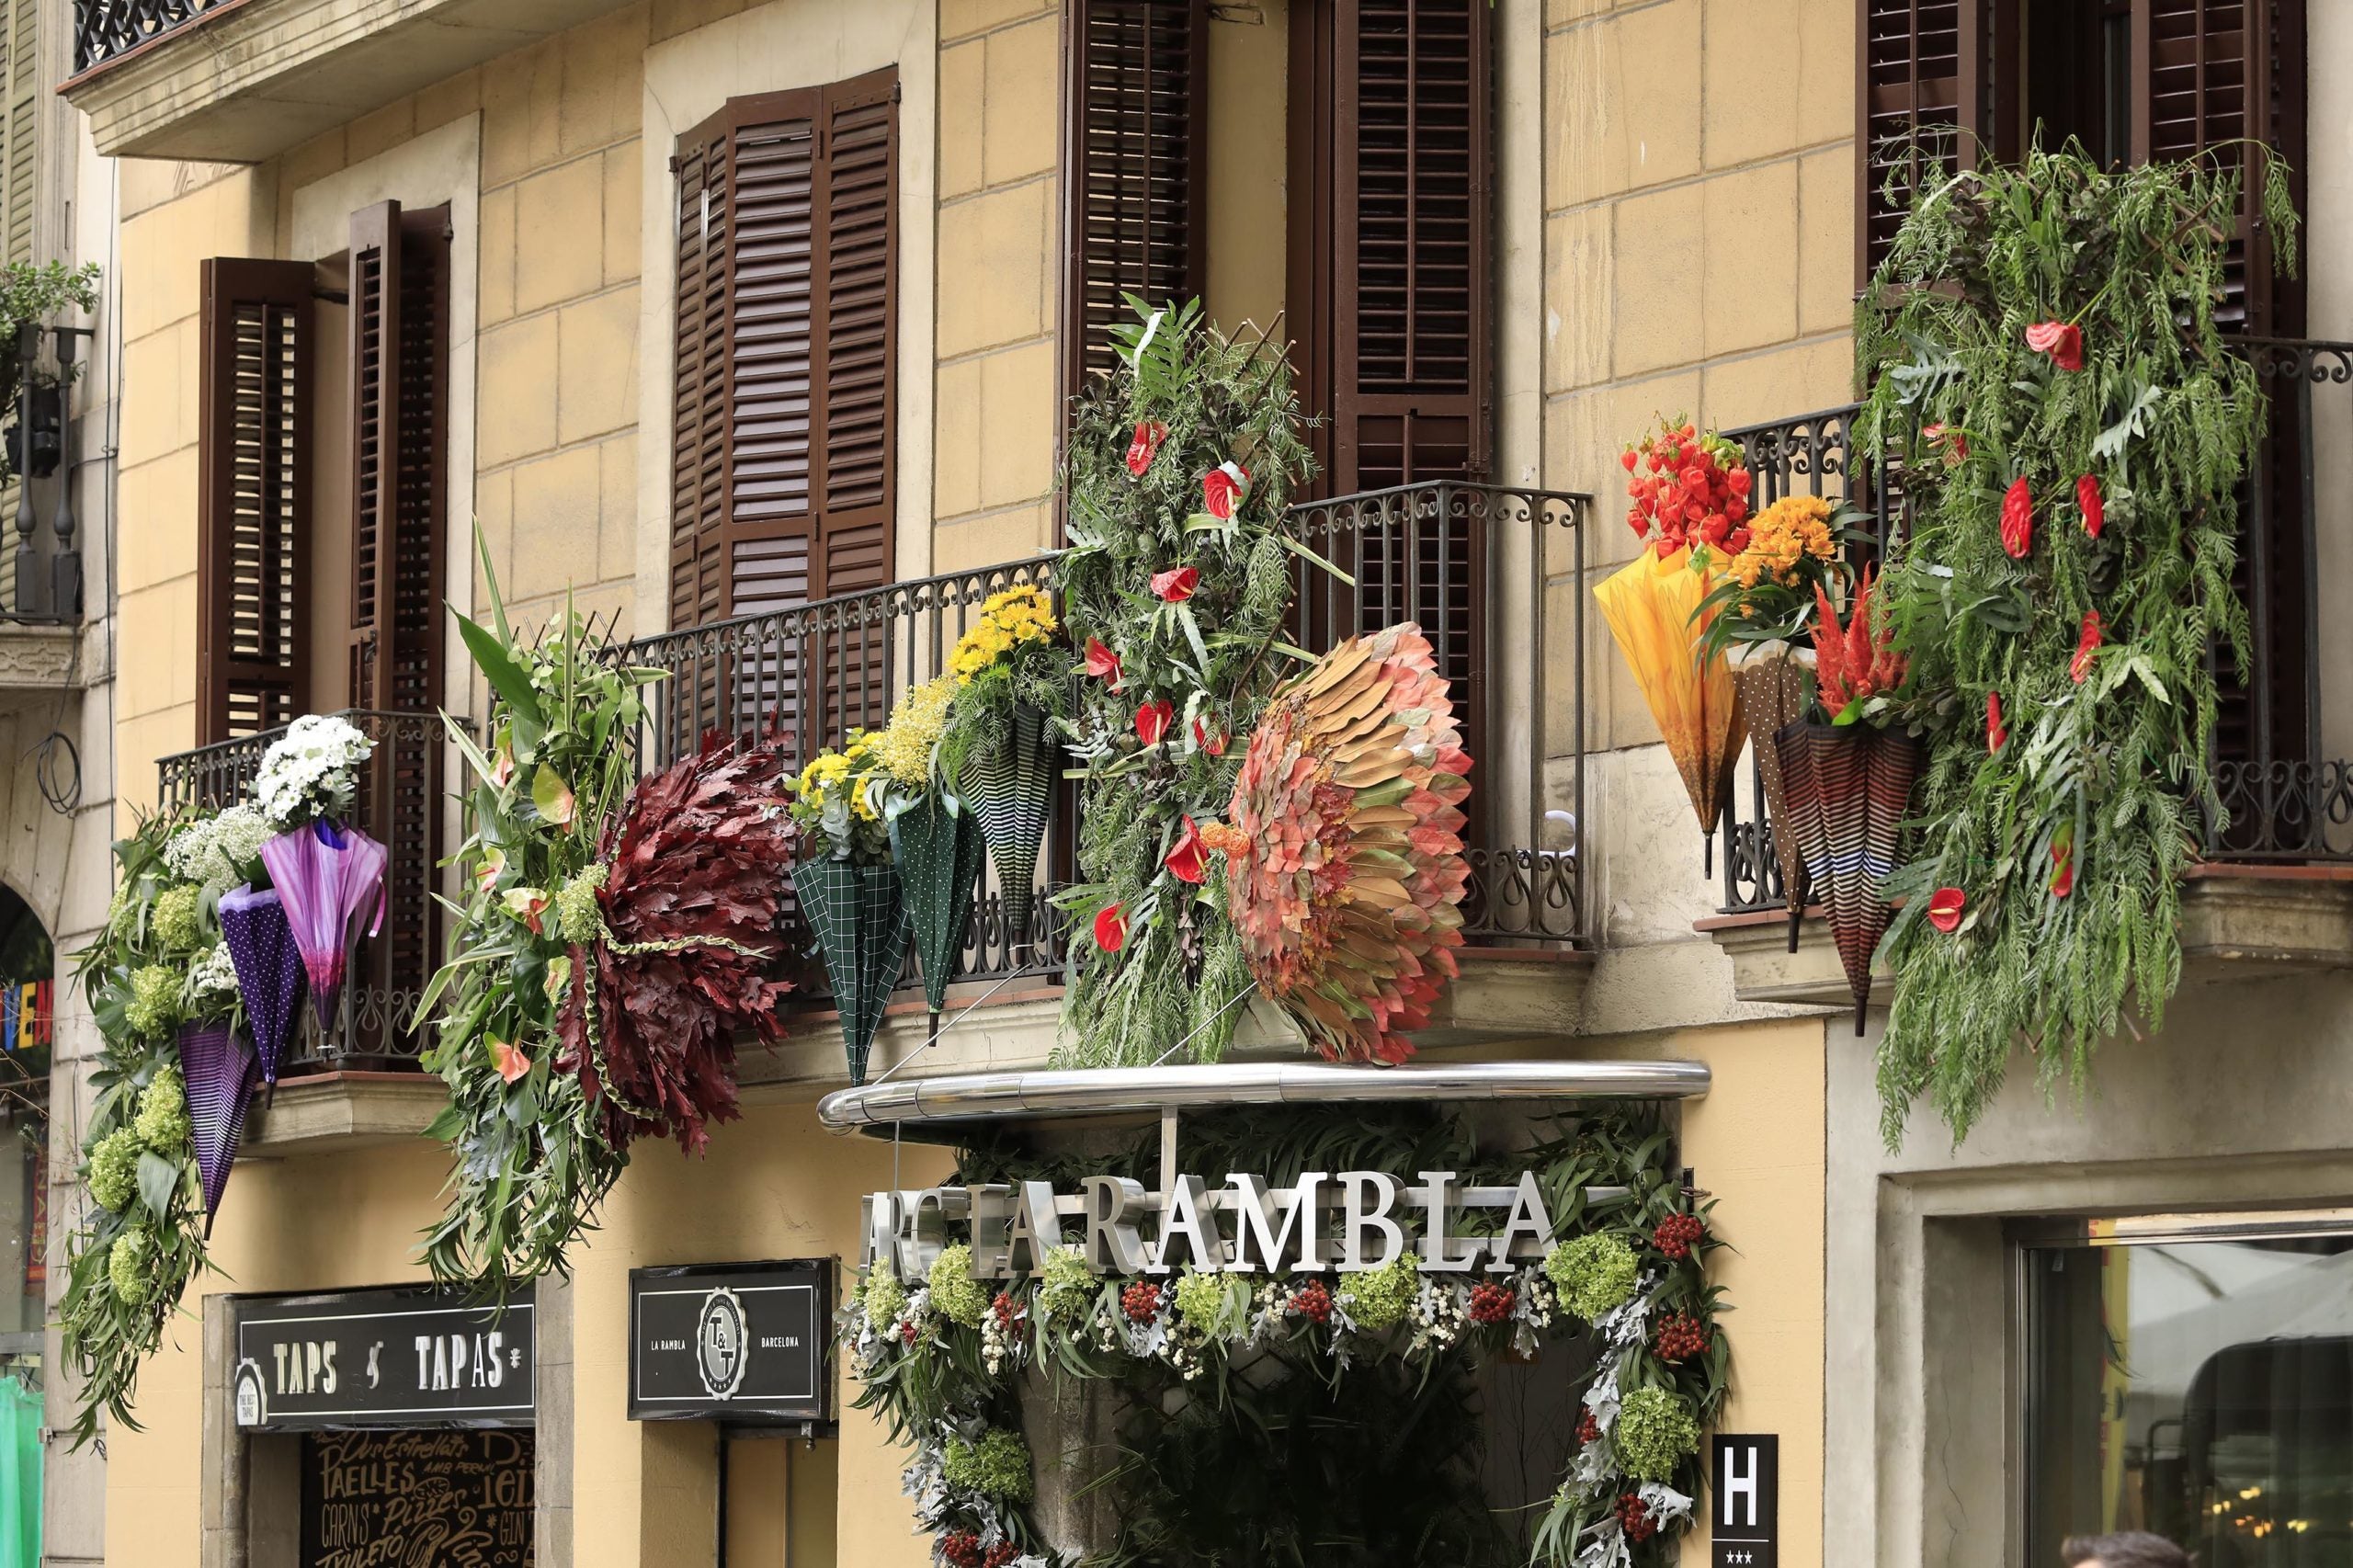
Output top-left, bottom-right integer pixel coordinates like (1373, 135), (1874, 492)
(1053, 301), (1316, 1067)
(1860, 143), (2298, 1144)
(838, 1106), (1728, 1567)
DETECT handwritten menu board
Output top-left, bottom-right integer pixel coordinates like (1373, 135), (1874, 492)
(301, 1429), (534, 1568)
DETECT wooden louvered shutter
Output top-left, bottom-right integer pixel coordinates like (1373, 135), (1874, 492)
(347, 200), (448, 717)
(812, 74), (897, 601)
(1064, 0), (1207, 389)
(1856, 1), (1999, 284)
(198, 259), (313, 744)
(670, 114), (738, 633)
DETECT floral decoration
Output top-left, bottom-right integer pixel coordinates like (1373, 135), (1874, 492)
(1620, 415), (1752, 558)
(252, 713), (375, 832)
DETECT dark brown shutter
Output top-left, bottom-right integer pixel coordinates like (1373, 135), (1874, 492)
(670, 73), (897, 750)
(197, 258), (313, 745)
(347, 200), (448, 717)
(1855, 1), (2001, 285)
(1063, 0), (1207, 391)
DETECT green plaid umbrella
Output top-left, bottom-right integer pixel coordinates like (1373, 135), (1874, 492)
(891, 797), (985, 1016)
(791, 859), (911, 1084)
(957, 702), (1057, 945)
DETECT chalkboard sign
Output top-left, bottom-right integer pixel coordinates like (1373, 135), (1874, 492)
(232, 1287), (534, 1431)
(301, 1428), (534, 1568)
(628, 1260), (832, 1425)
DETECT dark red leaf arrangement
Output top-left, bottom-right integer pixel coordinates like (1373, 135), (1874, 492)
(559, 731), (797, 1154)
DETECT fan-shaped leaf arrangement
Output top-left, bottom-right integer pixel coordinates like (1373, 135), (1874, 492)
(1205, 623), (1472, 1064)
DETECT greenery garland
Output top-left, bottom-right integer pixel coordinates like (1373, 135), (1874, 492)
(1860, 144), (2298, 1144)
(1053, 300), (1316, 1067)
(838, 1106), (1727, 1567)
(61, 812), (246, 1444)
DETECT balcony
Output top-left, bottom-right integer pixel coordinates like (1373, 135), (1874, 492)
(63, 0), (640, 160)
(155, 709), (447, 1078)
(1703, 345), (2353, 1005)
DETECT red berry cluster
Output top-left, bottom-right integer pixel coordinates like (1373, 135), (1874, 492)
(1653, 1212), (1705, 1261)
(1620, 418), (1752, 559)
(990, 1290), (1021, 1332)
(939, 1534), (1018, 1568)
(901, 1321), (919, 1346)
(1466, 1282), (1517, 1324)
(1576, 1408), (1602, 1446)
(1617, 1493), (1656, 1543)
(1120, 1280), (1162, 1324)
(1289, 1278), (1333, 1324)
(1654, 1311), (1710, 1363)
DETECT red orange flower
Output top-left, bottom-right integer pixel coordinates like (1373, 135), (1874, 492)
(2071, 609), (2103, 685)
(2026, 320), (2084, 371)
(1125, 420), (1168, 478)
(2077, 474), (2103, 540)
(490, 1036), (531, 1085)
(1927, 888), (1967, 934)
(1924, 424), (1970, 467)
(2001, 477), (2033, 558)
(1093, 903), (1128, 953)
(1202, 461), (1251, 520)
(1192, 714), (1226, 756)
(1985, 691), (2008, 755)
(1165, 816), (1208, 885)
(1150, 565), (1199, 603)
(1083, 636), (1123, 688)
(1135, 699), (1174, 747)
(2049, 826), (2077, 898)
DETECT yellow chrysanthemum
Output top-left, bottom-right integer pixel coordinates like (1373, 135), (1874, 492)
(948, 585), (1058, 685)
(869, 676), (955, 786)
(1729, 494), (1837, 589)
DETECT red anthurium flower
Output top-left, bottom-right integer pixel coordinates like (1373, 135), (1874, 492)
(1084, 636), (1124, 689)
(1985, 691), (2008, 755)
(1165, 816), (1208, 885)
(489, 1036), (531, 1085)
(2071, 609), (2104, 685)
(1093, 903), (1129, 953)
(2049, 829), (2077, 899)
(1150, 565), (1199, 603)
(1924, 423), (1970, 467)
(1125, 420), (1168, 478)
(2026, 320), (2084, 371)
(2001, 477), (2033, 559)
(1192, 714), (1227, 756)
(1926, 887), (1967, 934)
(2077, 473), (2103, 540)
(1135, 699), (1175, 747)
(1202, 460), (1251, 521)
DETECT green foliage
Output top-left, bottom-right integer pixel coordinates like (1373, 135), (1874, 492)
(60, 812), (215, 1447)
(1054, 301), (1315, 1067)
(863, 1267), (908, 1327)
(0, 260), (100, 483)
(418, 542), (664, 1299)
(942, 1426), (1034, 1504)
(1339, 1254), (1416, 1332)
(152, 885), (202, 953)
(1543, 1231), (1639, 1321)
(1859, 142), (2295, 1145)
(1613, 1388), (1699, 1483)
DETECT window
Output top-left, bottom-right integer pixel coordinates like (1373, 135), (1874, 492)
(2023, 1212), (2353, 1562)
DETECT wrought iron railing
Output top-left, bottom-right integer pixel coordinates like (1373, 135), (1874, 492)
(156, 710), (447, 1071)
(617, 481), (1591, 1005)
(72, 0), (226, 74)
(1716, 347), (2353, 915)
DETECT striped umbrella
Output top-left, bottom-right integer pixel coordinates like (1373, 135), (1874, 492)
(175, 1021), (258, 1233)
(956, 703), (1057, 948)
(1772, 722), (1923, 1033)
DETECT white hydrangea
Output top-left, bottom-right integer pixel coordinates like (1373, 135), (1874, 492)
(188, 944), (242, 1009)
(252, 716), (374, 831)
(165, 804), (274, 893)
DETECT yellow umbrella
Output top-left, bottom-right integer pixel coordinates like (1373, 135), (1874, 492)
(1595, 546), (1746, 866)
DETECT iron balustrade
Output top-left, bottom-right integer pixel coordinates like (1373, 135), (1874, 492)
(154, 710), (447, 1071)
(1715, 349), (2353, 915)
(72, 0), (228, 74)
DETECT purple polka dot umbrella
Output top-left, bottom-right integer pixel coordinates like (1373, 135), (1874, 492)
(260, 820), (389, 1034)
(217, 884), (304, 1088)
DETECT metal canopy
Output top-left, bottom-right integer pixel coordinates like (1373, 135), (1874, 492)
(815, 1059), (1710, 1134)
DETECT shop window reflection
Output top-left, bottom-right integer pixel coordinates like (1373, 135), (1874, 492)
(2027, 1234), (2353, 1565)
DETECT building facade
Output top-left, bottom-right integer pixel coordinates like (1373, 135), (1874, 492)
(31, 0), (2347, 1564)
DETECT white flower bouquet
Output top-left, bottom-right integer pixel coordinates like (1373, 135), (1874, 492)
(253, 715), (375, 831)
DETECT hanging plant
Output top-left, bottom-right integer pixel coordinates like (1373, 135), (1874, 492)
(1052, 299), (1315, 1067)
(838, 1106), (1728, 1568)
(420, 542), (795, 1296)
(1859, 143), (2298, 1144)
(59, 812), (235, 1445)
